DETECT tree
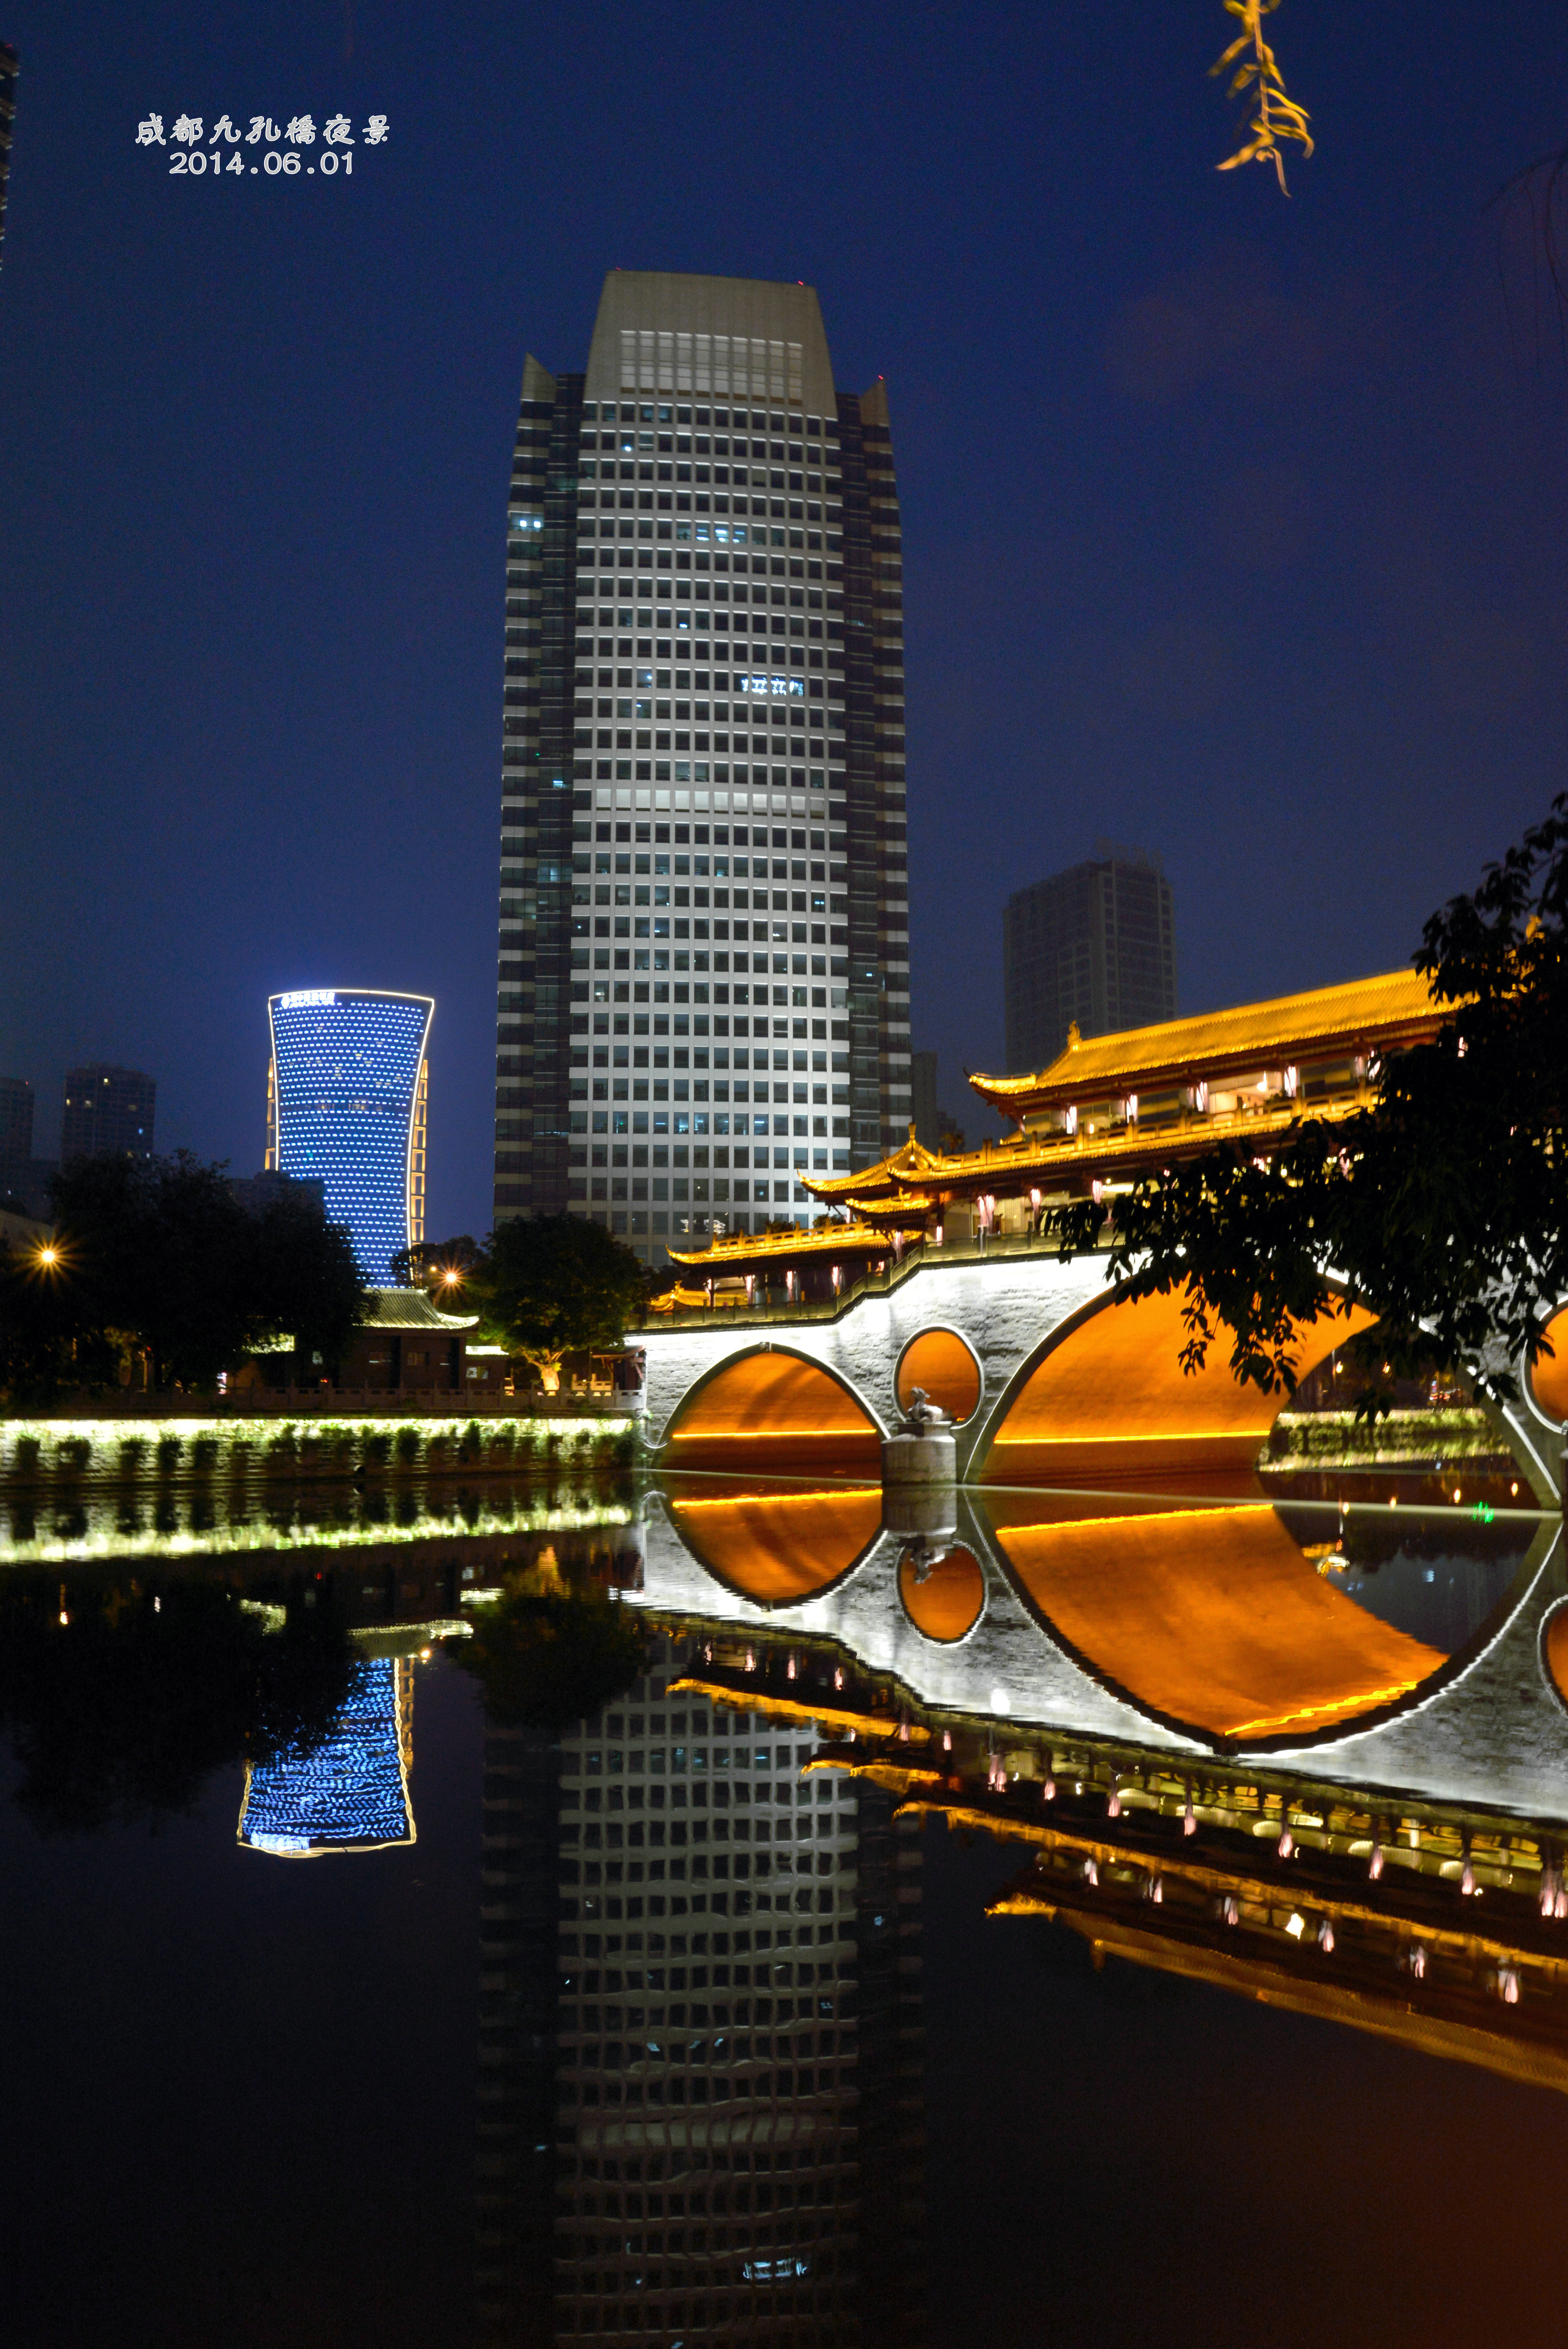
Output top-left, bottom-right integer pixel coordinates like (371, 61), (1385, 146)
(250, 1189), (365, 1379)
(1053, 795), (1568, 1413)
(466, 1215), (650, 1393)
(0, 1152), (364, 1400)
(0, 1572), (356, 1834)
(452, 1575), (649, 1732)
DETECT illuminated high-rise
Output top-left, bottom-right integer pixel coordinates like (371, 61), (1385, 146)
(265, 988), (432, 1284)
(495, 271), (911, 1269)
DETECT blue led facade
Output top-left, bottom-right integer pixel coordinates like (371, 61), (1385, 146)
(266, 989), (433, 1284)
(238, 1658), (414, 1856)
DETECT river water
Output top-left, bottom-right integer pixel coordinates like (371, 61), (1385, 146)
(1, 1449), (1564, 2349)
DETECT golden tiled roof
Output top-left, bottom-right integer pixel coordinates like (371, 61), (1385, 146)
(663, 1221), (922, 1270)
(968, 966), (1446, 1114)
(800, 1096), (1370, 1209)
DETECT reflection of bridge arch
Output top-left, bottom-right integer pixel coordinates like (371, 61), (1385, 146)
(664, 1482), (884, 1608)
(660, 1345), (884, 1476)
(972, 1279), (1374, 1486)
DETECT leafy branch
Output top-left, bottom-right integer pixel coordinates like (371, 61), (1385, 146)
(1212, 0), (1314, 195)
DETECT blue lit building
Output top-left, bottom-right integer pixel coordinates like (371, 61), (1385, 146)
(237, 1657), (415, 1857)
(265, 989), (433, 1284)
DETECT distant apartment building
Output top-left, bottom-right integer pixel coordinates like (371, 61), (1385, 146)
(0, 1073), (32, 1196)
(265, 989), (432, 1285)
(61, 1064), (156, 1164)
(0, 41), (17, 276)
(1003, 845), (1176, 1074)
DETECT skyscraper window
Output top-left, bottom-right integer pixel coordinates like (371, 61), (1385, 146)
(265, 989), (432, 1283)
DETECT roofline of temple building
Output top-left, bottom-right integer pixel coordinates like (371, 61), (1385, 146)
(968, 965), (1448, 1115)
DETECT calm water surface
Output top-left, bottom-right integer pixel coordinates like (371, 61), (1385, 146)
(2, 1456), (1565, 2349)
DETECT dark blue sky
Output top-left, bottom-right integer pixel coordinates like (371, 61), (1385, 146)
(2, 3), (1566, 1236)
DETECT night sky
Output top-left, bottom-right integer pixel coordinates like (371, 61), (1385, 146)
(2, 3), (1566, 1239)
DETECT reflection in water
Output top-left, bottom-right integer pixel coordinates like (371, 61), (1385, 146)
(238, 1656), (416, 1856)
(667, 1484), (883, 1606)
(6, 1456), (1568, 2342)
(477, 1629), (926, 2348)
(681, 1637), (1568, 2100)
(0, 1475), (636, 1565)
(990, 1502), (1448, 1738)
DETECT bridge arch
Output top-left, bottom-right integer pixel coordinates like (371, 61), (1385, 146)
(659, 1343), (884, 1476)
(895, 1326), (983, 1426)
(971, 1277), (1375, 1486)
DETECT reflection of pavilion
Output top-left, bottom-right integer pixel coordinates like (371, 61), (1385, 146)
(682, 1647), (1568, 2099)
(237, 1657), (415, 1857)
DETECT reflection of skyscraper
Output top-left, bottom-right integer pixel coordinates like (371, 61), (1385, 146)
(478, 1624), (925, 2345)
(265, 989), (433, 1283)
(238, 1657), (415, 1856)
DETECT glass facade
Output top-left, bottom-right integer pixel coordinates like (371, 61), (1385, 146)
(237, 1657), (415, 1856)
(496, 273), (911, 1273)
(266, 988), (433, 1283)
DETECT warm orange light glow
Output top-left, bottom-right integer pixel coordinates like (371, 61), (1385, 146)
(896, 1329), (982, 1425)
(984, 1285), (1375, 1480)
(991, 1504), (1445, 1740)
(898, 1545), (985, 1643)
(1531, 1309), (1568, 1424)
(663, 1351), (880, 1473)
(668, 1485), (882, 1605)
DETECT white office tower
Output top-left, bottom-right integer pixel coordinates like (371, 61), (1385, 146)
(495, 273), (912, 1266)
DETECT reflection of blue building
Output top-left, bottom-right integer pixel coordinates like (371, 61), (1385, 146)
(238, 1658), (415, 1857)
(266, 989), (433, 1284)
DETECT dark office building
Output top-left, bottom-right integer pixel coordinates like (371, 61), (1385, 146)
(0, 41), (17, 276)
(0, 1073), (32, 1198)
(495, 271), (911, 1269)
(1003, 847), (1176, 1075)
(61, 1064), (156, 1164)
(909, 1050), (938, 1151)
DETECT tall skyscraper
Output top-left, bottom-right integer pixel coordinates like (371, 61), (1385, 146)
(265, 989), (432, 1283)
(1003, 846), (1176, 1074)
(495, 272), (911, 1269)
(61, 1064), (156, 1164)
(0, 42), (18, 278)
(0, 1073), (32, 1198)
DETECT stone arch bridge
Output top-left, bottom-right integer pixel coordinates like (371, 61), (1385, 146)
(635, 1244), (1563, 1500)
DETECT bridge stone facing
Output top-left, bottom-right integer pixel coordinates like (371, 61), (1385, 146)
(639, 1250), (1113, 1476)
(641, 1248), (1563, 1499)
